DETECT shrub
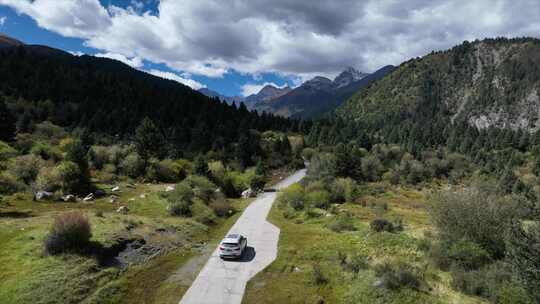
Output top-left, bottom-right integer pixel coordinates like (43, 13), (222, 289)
(166, 183), (194, 216)
(361, 156), (383, 182)
(7, 154), (43, 184)
(342, 253), (369, 273)
(89, 146), (110, 170)
(327, 213), (356, 232)
(120, 152), (144, 178)
(301, 147), (316, 161)
(277, 183), (305, 210)
(374, 261), (424, 291)
(446, 240), (492, 270)
(30, 141), (62, 162)
(330, 178), (358, 203)
(191, 201), (217, 224)
(146, 158), (184, 183)
(0, 140), (17, 162)
(13, 133), (34, 154)
(209, 196), (235, 217)
(33, 121), (67, 143)
(249, 174), (266, 191)
(183, 175), (217, 204)
(35, 166), (60, 192)
(0, 172), (25, 194)
(370, 218), (397, 233)
(311, 263), (328, 285)
(427, 183), (525, 258)
(52, 161), (81, 194)
(306, 190), (331, 209)
(44, 211), (91, 255)
(450, 261), (516, 301)
(168, 200), (192, 216)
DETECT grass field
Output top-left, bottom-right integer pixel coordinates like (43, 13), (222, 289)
(243, 183), (487, 304)
(0, 182), (252, 304)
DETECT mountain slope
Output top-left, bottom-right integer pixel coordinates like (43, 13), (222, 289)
(198, 88), (245, 105)
(337, 38), (540, 136)
(268, 65), (395, 118)
(0, 35), (295, 153)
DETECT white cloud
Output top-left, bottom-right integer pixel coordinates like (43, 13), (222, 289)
(147, 69), (206, 90)
(0, 16), (6, 26)
(2, 0), (540, 80)
(95, 52), (143, 68)
(241, 82), (288, 97)
(69, 50), (84, 56)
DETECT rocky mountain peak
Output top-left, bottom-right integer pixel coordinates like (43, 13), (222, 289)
(333, 67), (368, 88)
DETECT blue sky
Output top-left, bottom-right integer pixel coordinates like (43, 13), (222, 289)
(1, 0), (538, 96)
(0, 0), (295, 96)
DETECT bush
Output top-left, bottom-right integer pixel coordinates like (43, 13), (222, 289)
(191, 201), (217, 224)
(341, 253), (369, 273)
(311, 263), (328, 285)
(168, 200), (192, 216)
(327, 213), (356, 232)
(450, 261), (515, 300)
(0, 172), (25, 194)
(33, 121), (67, 143)
(301, 147), (316, 161)
(166, 183), (194, 216)
(306, 190), (331, 209)
(249, 174), (266, 191)
(146, 158), (184, 183)
(370, 218), (396, 233)
(7, 154), (43, 184)
(0, 140), (17, 162)
(30, 141), (62, 162)
(52, 161), (82, 194)
(44, 211), (91, 255)
(427, 182), (524, 258)
(446, 240), (492, 270)
(35, 166), (60, 192)
(89, 146), (110, 170)
(330, 177), (358, 203)
(209, 196), (235, 217)
(120, 152), (144, 178)
(277, 183), (305, 210)
(183, 175), (216, 204)
(374, 261), (424, 291)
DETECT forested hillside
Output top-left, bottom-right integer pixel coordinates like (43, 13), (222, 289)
(0, 43), (297, 156)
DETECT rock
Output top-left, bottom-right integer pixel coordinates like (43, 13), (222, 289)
(117, 206), (129, 214)
(94, 189), (106, 198)
(241, 188), (256, 198)
(83, 193), (94, 202)
(62, 194), (76, 202)
(111, 186), (120, 192)
(126, 183), (136, 189)
(109, 195), (119, 203)
(128, 198), (135, 202)
(35, 191), (53, 201)
(165, 185), (174, 192)
(139, 194), (146, 199)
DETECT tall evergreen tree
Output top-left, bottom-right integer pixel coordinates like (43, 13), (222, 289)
(135, 117), (165, 161)
(0, 99), (15, 142)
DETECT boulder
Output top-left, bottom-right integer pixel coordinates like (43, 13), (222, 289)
(241, 188), (256, 198)
(117, 206), (129, 214)
(62, 194), (76, 202)
(111, 186), (120, 192)
(165, 185), (175, 192)
(35, 191), (53, 201)
(139, 194), (146, 199)
(83, 193), (94, 202)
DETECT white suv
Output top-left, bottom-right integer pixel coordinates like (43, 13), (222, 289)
(219, 234), (247, 259)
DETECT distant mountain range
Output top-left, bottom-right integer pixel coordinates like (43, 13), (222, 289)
(199, 66), (394, 118)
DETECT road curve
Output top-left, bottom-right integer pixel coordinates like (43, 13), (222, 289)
(179, 169), (306, 304)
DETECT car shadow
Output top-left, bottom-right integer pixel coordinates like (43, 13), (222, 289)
(225, 246), (256, 263)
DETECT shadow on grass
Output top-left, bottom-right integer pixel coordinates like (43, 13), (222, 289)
(0, 211), (33, 218)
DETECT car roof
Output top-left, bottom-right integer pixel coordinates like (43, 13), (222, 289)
(222, 234), (242, 243)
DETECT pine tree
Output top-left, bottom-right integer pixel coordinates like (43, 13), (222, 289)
(135, 117), (165, 161)
(0, 99), (15, 141)
(194, 155), (210, 177)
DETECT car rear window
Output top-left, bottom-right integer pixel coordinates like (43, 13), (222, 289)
(222, 242), (238, 247)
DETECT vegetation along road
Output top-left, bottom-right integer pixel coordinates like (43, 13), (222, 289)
(179, 169), (306, 304)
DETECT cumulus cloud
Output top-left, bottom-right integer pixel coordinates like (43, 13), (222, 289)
(241, 82), (288, 97)
(147, 69), (206, 90)
(0, 16), (6, 26)
(2, 0), (540, 79)
(95, 52), (143, 68)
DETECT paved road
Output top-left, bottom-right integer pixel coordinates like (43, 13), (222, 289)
(179, 169), (306, 304)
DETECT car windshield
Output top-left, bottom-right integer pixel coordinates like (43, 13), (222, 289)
(222, 242), (239, 248)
